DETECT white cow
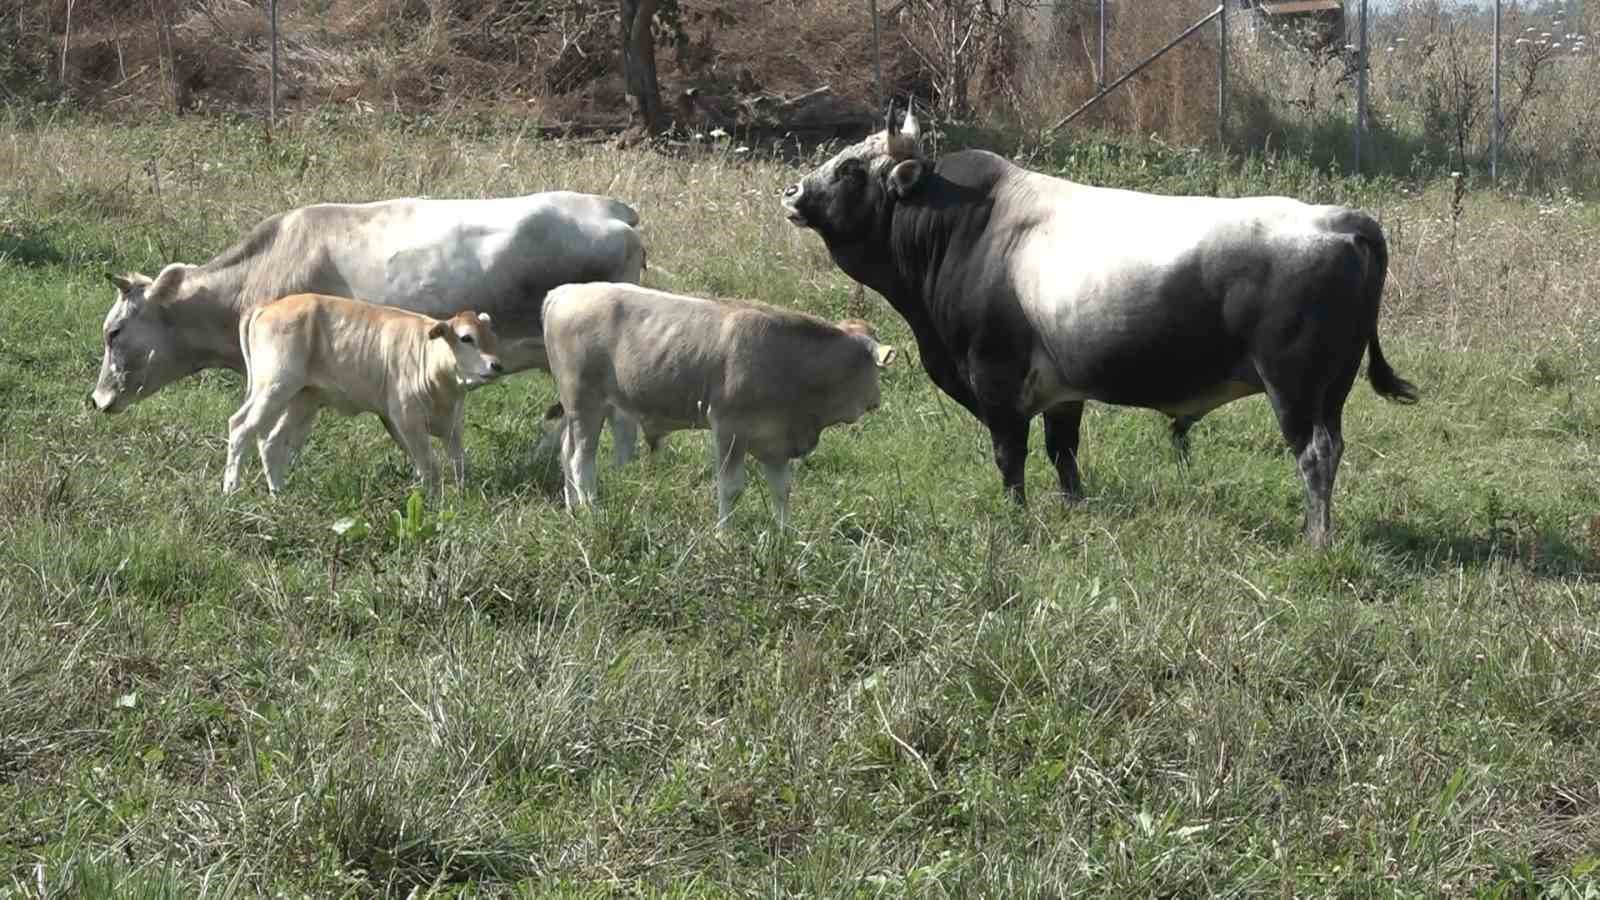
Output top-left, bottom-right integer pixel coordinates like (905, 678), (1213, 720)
(91, 191), (647, 465)
(543, 283), (896, 528)
(222, 293), (503, 495)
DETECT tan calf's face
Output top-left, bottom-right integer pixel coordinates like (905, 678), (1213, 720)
(429, 310), (504, 388)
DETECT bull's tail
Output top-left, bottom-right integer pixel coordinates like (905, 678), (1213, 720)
(1367, 334), (1418, 404)
(1348, 214), (1419, 405)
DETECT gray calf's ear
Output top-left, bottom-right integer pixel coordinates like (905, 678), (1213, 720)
(888, 159), (925, 198)
(427, 321), (452, 341)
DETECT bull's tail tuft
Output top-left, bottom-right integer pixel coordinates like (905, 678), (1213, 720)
(1367, 334), (1418, 404)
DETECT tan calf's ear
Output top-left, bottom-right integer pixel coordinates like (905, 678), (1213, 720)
(874, 343), (897, 368)
(427, 321), (452, 341)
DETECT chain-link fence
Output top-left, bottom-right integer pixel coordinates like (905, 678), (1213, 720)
(999, 0), (1597, 189)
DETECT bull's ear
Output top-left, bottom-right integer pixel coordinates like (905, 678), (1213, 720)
(888, 159), (926, 198)
(874, 343), (898, 368)
(427, 321), (452, 341)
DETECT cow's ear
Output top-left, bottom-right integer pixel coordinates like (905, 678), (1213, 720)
(427, 321), (452, 341)
(874, 343), (898, 368)
(888, 159), (926, 198)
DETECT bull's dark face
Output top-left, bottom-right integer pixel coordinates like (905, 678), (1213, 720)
(782, 109), (927, 245)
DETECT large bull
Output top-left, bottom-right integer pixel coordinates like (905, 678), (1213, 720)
(780, 109), (1417, 546)
(91, 190), (648, 464)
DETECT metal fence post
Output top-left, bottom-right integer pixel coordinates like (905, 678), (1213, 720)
(1354, 0), (1368, 172)
(1098, 0), (1107, 90)
(1218, 0), (1228, 147)
(269, 0), (279, 127)
(870, 0), (883, 115)
(1492, 0), (1501, 183)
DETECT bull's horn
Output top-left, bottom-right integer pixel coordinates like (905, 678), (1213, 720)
(884, 101), (894, 134)
(902, 101), (920, 143)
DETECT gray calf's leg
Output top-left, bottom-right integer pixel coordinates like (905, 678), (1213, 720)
(758, 455), (795, 528)
(711, 424), (747, 530)
(562, 405), (606, 510)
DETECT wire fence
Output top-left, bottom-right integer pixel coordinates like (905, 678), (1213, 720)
(230, 0), (1597, 192)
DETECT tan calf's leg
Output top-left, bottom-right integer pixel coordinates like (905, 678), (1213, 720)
(224, 382), (301, 494)
(258, 394), (320, 493)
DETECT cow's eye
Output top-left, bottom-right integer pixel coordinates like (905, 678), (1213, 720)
(107, 327), (121, 346)
(459, 333), (474, 344)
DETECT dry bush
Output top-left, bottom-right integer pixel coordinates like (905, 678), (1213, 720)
(1008, 0), (1223, 143)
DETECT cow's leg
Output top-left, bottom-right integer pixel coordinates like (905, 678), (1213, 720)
(757, 455), (795, 528)
(224, 382), (298, 494)
(259, 395), (320, 494)
(711, 424), (747, 531)
(562, 404), (606, 510)
(609, 407), (640, 467)
(1041, 400), (1085, 501)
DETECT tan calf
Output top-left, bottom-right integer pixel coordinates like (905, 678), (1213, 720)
(542, 283), (896, 528)
(222, 293), (503, 494)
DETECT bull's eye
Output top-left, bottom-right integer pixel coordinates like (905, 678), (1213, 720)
(459, 333), (475, 344)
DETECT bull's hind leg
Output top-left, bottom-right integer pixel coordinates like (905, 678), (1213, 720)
(1260, 371), (1350, 548)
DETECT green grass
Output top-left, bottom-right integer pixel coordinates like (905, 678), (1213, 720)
(2, 112), (1599, 898)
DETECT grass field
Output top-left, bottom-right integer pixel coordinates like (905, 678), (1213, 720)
(2, 111), (1599, 897)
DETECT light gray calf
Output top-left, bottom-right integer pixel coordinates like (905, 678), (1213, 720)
(542, 283), (896, 528)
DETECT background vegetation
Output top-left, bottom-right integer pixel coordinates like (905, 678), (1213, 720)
(2, 0), (1598, 897)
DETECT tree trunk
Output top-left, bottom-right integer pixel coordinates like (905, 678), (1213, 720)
(620, 0), (666, 134)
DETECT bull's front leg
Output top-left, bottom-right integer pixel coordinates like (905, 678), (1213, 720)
(970, 346), (1031, 506)
(1042, 400), (1085, 501)
(986, 414), (1031, 506)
